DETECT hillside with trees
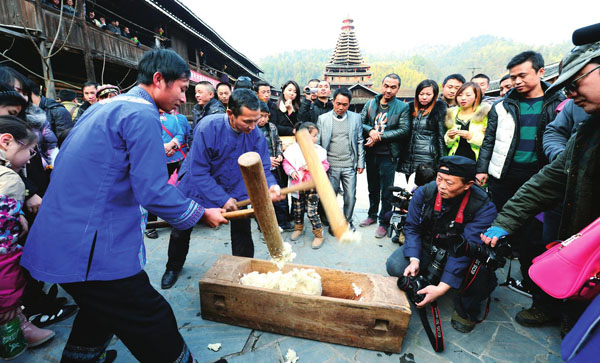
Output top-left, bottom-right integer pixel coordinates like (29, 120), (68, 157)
(259, 36), (572, 89)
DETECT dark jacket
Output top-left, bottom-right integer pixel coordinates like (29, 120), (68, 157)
(543, 99), (588, 161)
(403, 181), (497, 288)
(398, 100), (447, 174)
(192, 98), (225, 130)
(39, 96), (74, 135)
(361, 94), (410, 160)
(494, 113), (600, 240)
(269, 101), (298, 136)
(74, 100), (92, 122)
(298, 98), (333, 123)
(476, 83), (565, 178)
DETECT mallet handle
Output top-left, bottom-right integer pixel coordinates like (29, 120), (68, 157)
(295, 129), (348, 239)
(235, 180), (316, 208)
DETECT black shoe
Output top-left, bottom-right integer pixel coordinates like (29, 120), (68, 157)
(28, 304), (78, 328)
(348, 221), (356, 232)
(161, 270), (180, 289)
(145, 229), (159, 239)
(328, 227), (335, 237)
(279, 222), (295, 232)
(506, 278), (533, 298)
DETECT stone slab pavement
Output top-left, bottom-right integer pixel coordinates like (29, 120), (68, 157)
(15, 173), (562, 362)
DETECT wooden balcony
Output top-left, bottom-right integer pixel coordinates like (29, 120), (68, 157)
(0, 0), (151, 68)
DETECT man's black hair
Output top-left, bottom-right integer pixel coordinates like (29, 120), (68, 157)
(258, 101), (270, 113)
(58, 89), (77, 102)
(136, 49), (190, 85)
(307, 78), (320, 85)
(253, 80), (270, 92)
(471, 73), (490, 82)
(216, 82), (232, 91)
(333, 87), (352, 102)
(83, 81), (97, 89)
(442, 74), (466, 86)
(500, 74), (511, 83)
(229, 88), (259, 117)
(383, 73), (401, 86)
(415, 164), (436, 187)
(234, 77), (253, 90)
(507, 51), (544, 72)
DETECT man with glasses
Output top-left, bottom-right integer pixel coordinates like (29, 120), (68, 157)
(481, 41), (600, 336)
(475, 51), (565, 328)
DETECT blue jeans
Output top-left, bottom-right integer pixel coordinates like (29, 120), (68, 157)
(366, 153), (396, 225)
(328, 166), (357, 222)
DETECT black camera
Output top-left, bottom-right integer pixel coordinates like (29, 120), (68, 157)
(397, 275), (429, 304)
(437, 233), (511, 270)
(304, 86), (318, 94)
(397, 246), (447, 304)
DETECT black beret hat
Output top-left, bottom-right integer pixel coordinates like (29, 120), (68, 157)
(438, 156), (476, 180)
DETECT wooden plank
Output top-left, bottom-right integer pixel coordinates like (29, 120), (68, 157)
(199, 255), (411, 353)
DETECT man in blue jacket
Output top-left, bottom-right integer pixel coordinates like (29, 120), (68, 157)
(161, 89), (283, 289)
(21, 49), (227, 363)
(386, 156), (497, 333)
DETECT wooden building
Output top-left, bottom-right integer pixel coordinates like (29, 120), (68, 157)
(0, 0), (264, 116)
(323, 18), (372, 90)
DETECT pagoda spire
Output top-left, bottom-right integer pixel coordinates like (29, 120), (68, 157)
(324, 18), (372, 89)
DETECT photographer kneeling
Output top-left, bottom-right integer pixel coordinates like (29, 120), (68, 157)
(386, 156), (498, 335)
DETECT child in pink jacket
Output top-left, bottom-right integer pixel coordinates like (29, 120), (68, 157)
(282, 122), (329, 249)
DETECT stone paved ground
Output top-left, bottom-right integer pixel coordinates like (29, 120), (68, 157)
(16, 174), (563, 362)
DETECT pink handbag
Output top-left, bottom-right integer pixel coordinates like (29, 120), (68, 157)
(529, 217), (600, 300)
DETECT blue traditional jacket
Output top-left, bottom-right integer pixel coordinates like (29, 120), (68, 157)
(21, 87), (204, 283)
(159, 112), (185, 164)
(177, 113), (277, 208)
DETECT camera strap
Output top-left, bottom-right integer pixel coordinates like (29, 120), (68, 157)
(416, 301), (445, 352)
(457, 258), (491, 324)
(434, 189), (471, 224)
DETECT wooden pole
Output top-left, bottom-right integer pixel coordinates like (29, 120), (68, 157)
(296, 128), (348, 239)
(34, 0), (56, 99)
(236, 180), (316, 208)
(146, 209), (255, 229)
(238, 152), (284, 258)
(76, 0), (96, 82)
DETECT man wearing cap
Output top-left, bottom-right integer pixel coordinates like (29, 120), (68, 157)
(482, 41), (600, 336)
(387, 155), (497, 333)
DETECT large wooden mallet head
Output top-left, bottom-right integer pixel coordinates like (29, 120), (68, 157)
(238, 152), (284, 258)
(295, 128), (357, 241)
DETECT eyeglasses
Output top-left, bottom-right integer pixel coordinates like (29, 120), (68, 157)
(238, 76), (251, 82)
(564, 64), (600, 95)
(16, 140), (37, 160)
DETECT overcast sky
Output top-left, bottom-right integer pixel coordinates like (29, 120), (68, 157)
(181, 0), (597, 63)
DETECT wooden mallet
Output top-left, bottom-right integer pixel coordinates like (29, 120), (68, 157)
(295, 128), (354, 241)
(238, 152), (284, 258)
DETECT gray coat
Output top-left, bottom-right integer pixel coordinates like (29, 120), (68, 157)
(317, 110), (365, 169)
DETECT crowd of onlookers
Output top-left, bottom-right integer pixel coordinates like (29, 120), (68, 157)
(1, 29), (599, 360)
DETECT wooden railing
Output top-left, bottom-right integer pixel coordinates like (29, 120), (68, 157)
(0, 0), (151, 67)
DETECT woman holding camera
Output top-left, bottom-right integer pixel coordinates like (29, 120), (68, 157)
(270, 80), (301, 136)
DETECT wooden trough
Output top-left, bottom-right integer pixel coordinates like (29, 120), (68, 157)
(199, 255), (411, 353)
